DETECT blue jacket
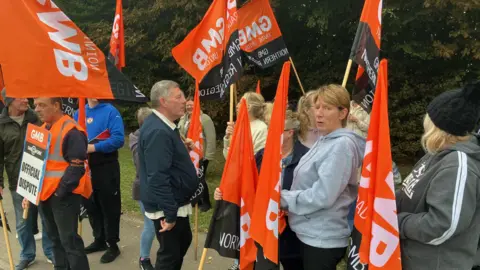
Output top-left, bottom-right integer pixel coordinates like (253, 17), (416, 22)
(139, 113), (198, 223)
(281, 128), (366, 249)
(74, 103), (124, 165)
(255, 140), (309, 260)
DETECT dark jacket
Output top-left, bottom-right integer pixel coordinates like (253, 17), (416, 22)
(139, 113), (197, 223)
(0, 108), (41, 191)
(396, 136), (480, 270)
(255, 140), (309, 260)
(129, 129), (141, 201)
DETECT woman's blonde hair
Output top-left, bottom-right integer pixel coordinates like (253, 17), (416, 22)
(263, 102), (274, 126)
(421, 114), (471, 154)
(136, 107), (153, 127)
(297, 90), (318, 141)
(242, 92), (266, 121)
(315, 84), (351, 127)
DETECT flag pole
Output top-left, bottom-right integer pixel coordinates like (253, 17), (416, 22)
(194, 204), (199, 260)
(289, 57), (305, 95)
(229, 84), (235, 122)
(342, 59), (353, 88)
(0, 200), (14, 270)
(198, 248), (208, 270)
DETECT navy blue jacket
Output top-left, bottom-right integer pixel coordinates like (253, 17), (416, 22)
(255, 140), (309, 260)
(138, 113), (197, 223)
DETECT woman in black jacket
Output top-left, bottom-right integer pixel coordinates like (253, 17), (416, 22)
(215, 110), (309, 270)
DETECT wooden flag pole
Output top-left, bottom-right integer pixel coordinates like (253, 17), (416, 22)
(342, 59), (353, 88)
(229, 84), (235, 122)
(289, 57), (305, 95)
(194, 204), (199, 260)
(198, 248), (208, 270)
(0, 200), (14, 270)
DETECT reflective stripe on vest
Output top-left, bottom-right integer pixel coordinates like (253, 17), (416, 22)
(44, 119), (77, 178)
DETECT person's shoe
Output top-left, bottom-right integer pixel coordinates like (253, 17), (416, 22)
(46, 258), (53, 264)
(84, 241), (108, 254)
(15, 259), (35, 270)
(139, 258), (154, 270)
(100, 245), (120, 263)
(34, 232), (42, 241)
(228, 262), (239, 270)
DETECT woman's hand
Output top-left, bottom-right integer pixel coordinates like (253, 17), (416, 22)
(214, 188), (223, 200)
(225, 122), (235, 138)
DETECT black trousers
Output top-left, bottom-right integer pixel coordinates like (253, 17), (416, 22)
(153, 217), (192, 270)
(282, 257), (304, 270)
(30, 203), (39, 234)
(85, 161), (121, 245)
(39, 194), (90, 270)
(303, 242), (346, 270)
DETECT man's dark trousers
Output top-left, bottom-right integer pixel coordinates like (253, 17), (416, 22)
(153, 217), (192, 270)
(39, 193), (90, 270)
(86, 161), (121, 246)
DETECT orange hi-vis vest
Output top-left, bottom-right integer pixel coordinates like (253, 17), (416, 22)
(40, 115), (92, 201)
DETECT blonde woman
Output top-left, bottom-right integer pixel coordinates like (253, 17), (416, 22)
(223, 92), (268, 158)
(297, 91), (320, 148)
(281, 85), (366, 270)
(397, 82), (480, 270)
(263, 102), (274, 126)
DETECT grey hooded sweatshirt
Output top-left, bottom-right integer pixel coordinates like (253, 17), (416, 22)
(396, 136), (480, 270)
(281, 128), (366, 249)
(129, 130), (141, 201)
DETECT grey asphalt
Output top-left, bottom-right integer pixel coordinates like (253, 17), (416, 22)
(0, 189), (232, 270)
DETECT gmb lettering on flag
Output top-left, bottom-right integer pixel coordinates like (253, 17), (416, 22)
(350, 0), (382, 113)
(237, 0), (289, 69)
(0, 0), (147, 103)
(108, 0), (125, 71)
(204, 99), (258, 270)
(347, 60), (402, 270)
(172, 0), (243, 101)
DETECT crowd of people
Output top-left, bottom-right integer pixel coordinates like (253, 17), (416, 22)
(0, 79), (480, 270)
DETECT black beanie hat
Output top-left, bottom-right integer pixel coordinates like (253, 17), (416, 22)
(427, 81), (480, 136)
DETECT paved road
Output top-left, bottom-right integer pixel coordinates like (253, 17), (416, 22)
(0, 189), (232, 270)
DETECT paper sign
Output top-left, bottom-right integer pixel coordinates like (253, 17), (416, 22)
(16, 124), (51, 205)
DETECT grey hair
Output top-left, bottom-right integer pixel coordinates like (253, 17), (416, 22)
(150, 80), (180, 108)
(136, 107), (153, 127)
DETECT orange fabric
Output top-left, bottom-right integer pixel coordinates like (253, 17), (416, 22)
(0, 0), (113, 99)
(354, 60), (402, 269)
(187, 82), (204, 173)
(237, 0), (284, 52)
(255, 80), (261, 94)
(40, 115), (92, 201)
(171, 0), (238, 82)
(109, 0), (125, 70)
(220, 99), (257, 270)
(250, 62), (290, 264)
(359, 0), (382, 48)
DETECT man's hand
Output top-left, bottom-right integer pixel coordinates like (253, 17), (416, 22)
(184, 138), (195, 151)
(22, 198), (29, 209)
(87, 144), (96, 154)
(214, 187), (223, 200)
(159, 219), (176, 232)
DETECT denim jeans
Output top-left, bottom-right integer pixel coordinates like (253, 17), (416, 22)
(139, 201), (155, 259)
(11, 191), (53, 262)
(347, 198), (356, 232)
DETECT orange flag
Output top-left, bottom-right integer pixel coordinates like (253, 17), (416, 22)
(108, 0), (126, 70)
(204, 98), (258, 270)
(187, 82), (204, 173)
(250, 62), (291, 264)
(256, 80), (261, 94)
(347, 59), (402, 269)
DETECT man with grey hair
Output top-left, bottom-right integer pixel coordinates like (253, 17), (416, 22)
(138, 80), (198, 270)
